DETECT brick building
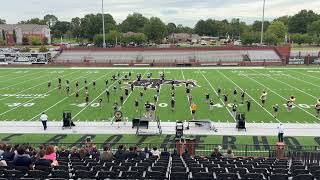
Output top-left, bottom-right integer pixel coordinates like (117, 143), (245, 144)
(0, 24), (51, 45)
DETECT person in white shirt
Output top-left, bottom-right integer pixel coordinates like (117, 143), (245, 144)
(277, 123), (284, 142)
(150, 147), (161, 157)
(40, 112), (48, 130)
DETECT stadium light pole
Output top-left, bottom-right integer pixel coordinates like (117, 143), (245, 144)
(102, 0), (106, 48)
(260, 0), (266, 45)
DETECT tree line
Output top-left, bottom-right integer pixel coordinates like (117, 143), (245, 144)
(1, 9), (320, 46)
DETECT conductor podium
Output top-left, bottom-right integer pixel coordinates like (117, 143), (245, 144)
(62, 111), (75, 129)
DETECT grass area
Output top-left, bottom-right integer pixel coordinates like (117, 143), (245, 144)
(0, 68), (320, 123)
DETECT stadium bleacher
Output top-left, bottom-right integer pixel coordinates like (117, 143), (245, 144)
(1, 143), (320, 180)
(244, 50), (282, 62)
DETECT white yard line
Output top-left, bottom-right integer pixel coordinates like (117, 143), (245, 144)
(0, 70), (79, 101)
(243, 73), (319, 120)
(28, 71), (114, 121)
(217, 70), (281, 123)
(284, 73), (320, 89)
(0, 71), (81, 116)
(290, 69), (320, 80)
(199, 70), (235, 121)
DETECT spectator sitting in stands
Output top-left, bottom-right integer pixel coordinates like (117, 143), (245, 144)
(150, 147), (161, 157)
(135, 147), (146, 159)
(2, 145), (15, 161)
(14, 145), (30, 160)
(160, 147), (170, 157)
(114, 145), (127, 160)
(90, 145), (100, 159)
(70, 146), (80, 159)
(100, 145), (113, 161)
(57, 146), (70, 158)
(223, 149), (234, 159)
(144, 147), (151, 158)
(35, 150), (52, 167)
(44, 145), (59, 166)
(13, 146), (33, 169)
(0, 143), (4, 156)
(211, 148), (222, 158)
(0, 160), (7, 167)
(79, 147), (87, 160)
(127, 146), (138, 159)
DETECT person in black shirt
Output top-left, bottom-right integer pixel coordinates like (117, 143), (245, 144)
(127, 146), (138, 159)
(232, 104), (237, 118)
(85, 95), (89, 105)
(35, 150), (51, 167)
(112, 75), (116, 81)
(2, 145), (15, 161)
(154, 95), (158, 103)
(137, 74), (141, 81)
(171, 84), (175, 91)
(125, 88), (129, 96)
(156, 86), (160, 96)
(75, 89), (79, 101)
(113, 85), (117, 93)
(223, 94), (228, 107)
(151, 104), (156, 118)
(105, 80), (108, 86)
(85, 85), (88, 91)
(75, 81), (79, 89)
(135, 99), (139, 112)
(246, 98), (251, 112)
(58, 78), (62, 84)
(205, 93), (210, 103)
(106, 89), (110, 102)
(114, 145), (127, 160)
(144, 85), (147, 91)
(113, 102), (118, 112)
(186, 87), (190, 94)
(273, 104), (279, 118)
(118, 80), (122, 90)
(217, 87), (221, 96)
(233, 88), (237, 96)
(93, 80), (96, 89)
(145, 101), (151, 118)
(98, 98), (103, 109)
(129, 72), (131, 77)
(117, 72), (120, 78)
(58, 83), (61, 92)
(47, 81), (51, 91)
(171, 91), (175, 98)
(13, 147), (33, 169)
(241, 91), (245, 104)
(209, 99), (214, 110)
(171, 97), (175, 112)
(131, 83), (134, 91)
(120, 95), (124, 105)
(66, 86), (70, 96)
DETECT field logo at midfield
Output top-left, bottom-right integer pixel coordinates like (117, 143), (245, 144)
(131, 79), (199, 88)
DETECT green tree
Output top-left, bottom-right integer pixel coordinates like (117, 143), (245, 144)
(143, 17), (167, 43)
(80, 13), (116, 40)
(19, 18), (46, 25)
(264, 32), (279, 45)
(241, 31), (260, 45)
(290, 33), (304, 45)
(120, 13), (148, 33)
(0, 18), (6, 24)
(273, 16), (289, 26)
(71, 17), (82, 39)
(39, 46), (48, 52)
(314, 36), (320, 45)
(308, 20), (320, 37)
(302, 34), (313, 45)
(288, 10), (319, 33)
(43, 14), (58, 27)
(252, 21), (270, 32)
(167, 23), (177, 35)
(51, 21), (71, 38)
(29, 36), (41, 46)
(123, 33), (147, 44)
(266, 21), (288, 40)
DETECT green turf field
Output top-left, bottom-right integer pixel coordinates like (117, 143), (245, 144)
(0, 67), (320, 123)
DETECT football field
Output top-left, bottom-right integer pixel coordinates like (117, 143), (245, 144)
(0, 67), (320, 124)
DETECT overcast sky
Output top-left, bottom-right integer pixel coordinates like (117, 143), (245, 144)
(1, 0), (320, 27)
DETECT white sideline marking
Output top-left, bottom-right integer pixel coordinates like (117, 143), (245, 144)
(245, 71), (319, 120)
(285, 73), (320, 89)
(218, 70), (281, 123)
(291, 69), (320, 80)
(199, 70), (235, 121)
(28, 70), (114, 121)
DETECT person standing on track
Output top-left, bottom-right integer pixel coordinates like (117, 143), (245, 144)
(246, 98), (251, 112)
(40, 112), (48, 131)
(277, 123), (284, 142)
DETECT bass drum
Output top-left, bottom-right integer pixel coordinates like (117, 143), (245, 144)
(114, 111), (123, 122)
